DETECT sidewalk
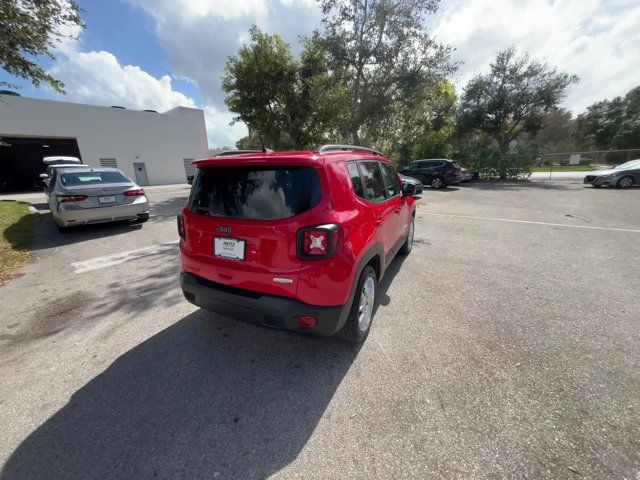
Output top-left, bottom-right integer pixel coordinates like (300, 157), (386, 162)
(530, 171), (590, 180)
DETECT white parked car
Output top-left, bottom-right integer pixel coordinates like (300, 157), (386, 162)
(44, 167), (149, 232)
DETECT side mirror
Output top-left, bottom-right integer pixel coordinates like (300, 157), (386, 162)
(39, 173), (49, 179)
(401, 182), (416, 197)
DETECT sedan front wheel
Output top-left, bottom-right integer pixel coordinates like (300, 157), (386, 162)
(617, 176), (634, 188)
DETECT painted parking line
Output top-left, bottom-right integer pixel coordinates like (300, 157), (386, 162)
(422, 212), (640, 233)
(71, 241), (179, 274)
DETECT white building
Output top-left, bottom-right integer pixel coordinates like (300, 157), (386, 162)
(0, 93), (208, 189)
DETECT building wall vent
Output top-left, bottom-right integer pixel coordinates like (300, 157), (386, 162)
(99, 158), (118, 168)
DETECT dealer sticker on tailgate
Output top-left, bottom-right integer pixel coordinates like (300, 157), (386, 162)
(214, 237), (245, 260)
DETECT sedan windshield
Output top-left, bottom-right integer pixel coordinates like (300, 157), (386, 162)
(60, 171), (131, 186)
(614, 160), (640, 170)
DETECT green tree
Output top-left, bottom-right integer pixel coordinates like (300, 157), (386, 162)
(573, 85), (640, 151)
(222, 27), (343, 150)
(528, 108), (578, 154)
(0, 0), (84, 93)
(458, 47), (578, 173)
(316, 0), (456, 149)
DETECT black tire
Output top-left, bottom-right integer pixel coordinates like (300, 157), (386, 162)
(592, 184), (602, 188)
(338, 265), (377, 344)
(400, 216), (414, 254)
(617, 176), (634, 189)
(430, 176), (445, 189)
(56, 224), (72, 233)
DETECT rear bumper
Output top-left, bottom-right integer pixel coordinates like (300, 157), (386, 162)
(56, 198), (149, 226)
(180, 273), (349, 337)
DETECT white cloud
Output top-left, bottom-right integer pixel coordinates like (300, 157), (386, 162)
(125, 0), (322, 107)
(433, 0), (640, 113)
(50, 50), (196, 111)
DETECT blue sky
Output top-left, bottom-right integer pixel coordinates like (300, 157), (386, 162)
(2, 0), (639, 148)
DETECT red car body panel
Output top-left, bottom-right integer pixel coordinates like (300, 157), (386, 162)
(179, 150), (414, 311)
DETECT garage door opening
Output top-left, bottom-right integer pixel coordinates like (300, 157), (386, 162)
(0, 136), (82, 192)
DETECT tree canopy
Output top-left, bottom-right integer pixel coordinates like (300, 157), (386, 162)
(222, 27), (344, 150)
(458, 47), (578, 157)
(317, 0), (456, 148)
(573, 86), (640, 151)
(0, 0), (84, 92)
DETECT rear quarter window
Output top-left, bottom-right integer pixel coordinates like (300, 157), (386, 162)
(359, 161), (386, 202)
(347, 162), (365, 198)
(189, 166), (321, 220)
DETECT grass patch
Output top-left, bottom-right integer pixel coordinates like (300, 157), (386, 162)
(0, 201), (41, 284)
(531, 165), (605, 172)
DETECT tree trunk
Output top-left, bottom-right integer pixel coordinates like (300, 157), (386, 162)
(497, 139), (510, 180)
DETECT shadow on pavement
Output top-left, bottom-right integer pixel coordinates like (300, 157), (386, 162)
(1, 310), (358, 479)
(1, 244), (412, 479)
(29, 213), (143, 250)
(148, 195), (189, 223)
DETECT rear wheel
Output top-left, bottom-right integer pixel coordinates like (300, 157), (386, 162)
(617, 176), (633, 188)
(400, 217), (414, 254)
(338, 265), (377, 344)
(430, 176), (444, 189)
(56, 224), (72, 233)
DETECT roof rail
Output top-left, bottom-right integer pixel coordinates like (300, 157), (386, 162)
(318, 144), (385, 157)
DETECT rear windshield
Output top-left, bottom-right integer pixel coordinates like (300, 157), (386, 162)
(189, 166), (322, 220)
(60, 171), (130, 186)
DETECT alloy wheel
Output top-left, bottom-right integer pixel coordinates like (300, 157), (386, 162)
(358, 276), (376, 332)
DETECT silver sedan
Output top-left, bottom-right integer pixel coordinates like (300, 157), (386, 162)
(44, 167), (149, 232)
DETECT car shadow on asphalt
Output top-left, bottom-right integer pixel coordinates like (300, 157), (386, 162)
(0, 241), (414, 479)
(27, 213), (144, 250)
(0, 309), (360, 480)
(148, 195), (189, 223)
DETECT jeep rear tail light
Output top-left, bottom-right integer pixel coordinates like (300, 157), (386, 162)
(124, 189), (145, 197)
(447, 166), (456, 174)
(58, 195), (87, 203)
(297, 224), (339, 259)
(177, 214), (186, 240)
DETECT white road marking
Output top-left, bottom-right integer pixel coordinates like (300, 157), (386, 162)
(422, 212), (640, 233)
(71, 241), (179, 274)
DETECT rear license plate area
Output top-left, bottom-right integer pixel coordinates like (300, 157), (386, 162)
(214, 237), (245, 260)
(98, 195), (117, 204)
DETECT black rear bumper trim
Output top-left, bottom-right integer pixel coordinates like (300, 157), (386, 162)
(180, 273), (350, 337)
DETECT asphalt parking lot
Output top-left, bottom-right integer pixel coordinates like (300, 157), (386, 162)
(1, 179), (639, 479)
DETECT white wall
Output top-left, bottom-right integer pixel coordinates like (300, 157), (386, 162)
(0, 95), (208, 185)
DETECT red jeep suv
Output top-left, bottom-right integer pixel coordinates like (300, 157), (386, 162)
(178, 145), (416, 343)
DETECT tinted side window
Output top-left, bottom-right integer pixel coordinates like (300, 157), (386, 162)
(359, 161), (386, 202)
(347, 162), (365, 199)
(380, 163), (400, 197)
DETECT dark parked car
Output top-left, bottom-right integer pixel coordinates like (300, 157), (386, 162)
(584, 160), (640, 188)
(399, 174), (423, 195)
(398, 159), (461, 189)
